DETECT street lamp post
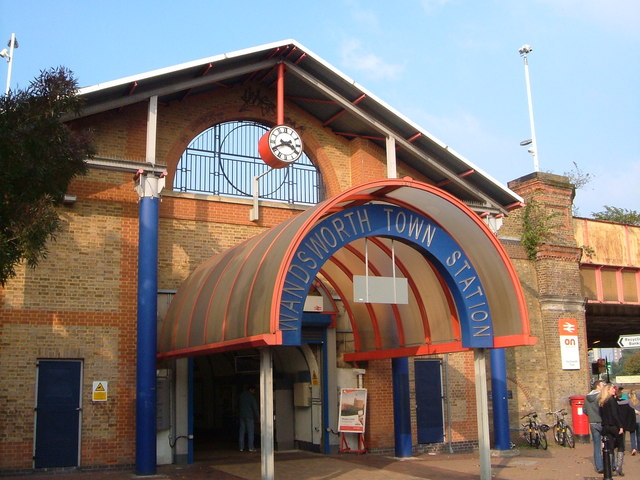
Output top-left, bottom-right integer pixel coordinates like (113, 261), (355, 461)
(0, 33), (18, 95)
(519, 44), (540, 172)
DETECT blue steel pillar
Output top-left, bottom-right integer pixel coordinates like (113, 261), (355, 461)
(134, 171), (165, 475)
(490, 348), (511, 450)
(392, 357), (412, 458)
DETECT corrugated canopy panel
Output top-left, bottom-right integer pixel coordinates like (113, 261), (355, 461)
(158, 178), (535, 360)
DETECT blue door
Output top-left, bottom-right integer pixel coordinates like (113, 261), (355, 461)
(415, 359), (444, 444)
(34, 360), (82, 468)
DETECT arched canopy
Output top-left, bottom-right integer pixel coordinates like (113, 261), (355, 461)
(158, 178), (535, 360)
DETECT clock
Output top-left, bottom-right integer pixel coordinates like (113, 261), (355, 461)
(258, 125), (303, 169)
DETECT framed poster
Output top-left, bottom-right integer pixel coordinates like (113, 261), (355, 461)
(338, 388), (367, 433)
(558, 318), (580, 370)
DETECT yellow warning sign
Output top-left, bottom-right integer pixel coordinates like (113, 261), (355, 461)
(312, 371), (319, 386)
(92, 381), (108, 401)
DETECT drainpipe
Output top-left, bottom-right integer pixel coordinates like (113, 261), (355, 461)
(444, 354), (453, 454)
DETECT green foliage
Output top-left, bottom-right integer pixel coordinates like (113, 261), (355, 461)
(580, 244), (595, 260)
(521, 199), (560, 260)
(592, 206), (640, 225)
(619, 351), (640, 375)
(0, 67), (95, 286)
(563, 161), (594, 190)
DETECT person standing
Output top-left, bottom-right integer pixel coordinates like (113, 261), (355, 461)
(585, 379), (605, 473)
(238, 385), (259, 452)
(616, 389), (637, 463)
(629, 390), (640, 456)
(600, 383), (624, 477)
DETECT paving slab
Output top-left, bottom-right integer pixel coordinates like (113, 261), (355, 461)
(2, 441), (639, 480)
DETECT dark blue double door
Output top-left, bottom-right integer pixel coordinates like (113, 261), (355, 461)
(415, 359), (444, 444)
(34, 360), (82, 468)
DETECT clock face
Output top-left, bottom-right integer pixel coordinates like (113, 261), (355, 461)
(268, 125), (303, 163)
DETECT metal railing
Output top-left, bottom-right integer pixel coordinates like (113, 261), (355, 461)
(173, 121), (321, 205)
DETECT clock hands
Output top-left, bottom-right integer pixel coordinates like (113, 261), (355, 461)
(278, 138), (299, 153)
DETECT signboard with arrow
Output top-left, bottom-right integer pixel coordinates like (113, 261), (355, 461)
(617, 335), (640, 349)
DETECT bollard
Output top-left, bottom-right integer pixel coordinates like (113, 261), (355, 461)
(602, 436), (612, 480)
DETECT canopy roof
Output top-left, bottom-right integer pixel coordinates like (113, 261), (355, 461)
(73, 39), (522, 214)
(158, 178), (535, 361)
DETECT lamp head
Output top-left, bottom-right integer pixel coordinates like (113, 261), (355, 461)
(519, 44), (533, 56)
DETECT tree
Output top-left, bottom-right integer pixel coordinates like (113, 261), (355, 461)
(619, 351), (640, 375)
(591, 206), (640, 225)
(0, 67), (95, 286)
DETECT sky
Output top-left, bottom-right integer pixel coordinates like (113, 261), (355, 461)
(2, 0), (638, 216)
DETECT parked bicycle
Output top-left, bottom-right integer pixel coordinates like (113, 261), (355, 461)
(547, 408), (575, 448)
(521, 411), (548, 449)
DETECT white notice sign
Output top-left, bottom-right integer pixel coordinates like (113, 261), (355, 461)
(558, 319), (580, 370)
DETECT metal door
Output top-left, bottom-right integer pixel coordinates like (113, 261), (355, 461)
(34, 360), (82, 468)
(415, 359), (444, 444)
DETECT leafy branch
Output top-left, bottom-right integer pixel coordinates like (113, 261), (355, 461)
(521, 200), (560, 260)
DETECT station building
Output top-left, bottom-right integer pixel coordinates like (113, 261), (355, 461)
(1, 40), (638, 474)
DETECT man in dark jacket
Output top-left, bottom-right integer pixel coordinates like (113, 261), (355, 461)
(585, 379), (604, 473)
(238, 385), (259, 452)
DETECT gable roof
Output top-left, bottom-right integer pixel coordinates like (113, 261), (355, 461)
(72, 39), (522, 213)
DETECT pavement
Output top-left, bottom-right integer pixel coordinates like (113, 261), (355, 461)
(2, 441), (639, 480)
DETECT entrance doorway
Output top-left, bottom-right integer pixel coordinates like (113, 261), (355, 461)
(34, 360), (82, 468)
(415, 359), (444, 444)
(191, 346), (322, 459)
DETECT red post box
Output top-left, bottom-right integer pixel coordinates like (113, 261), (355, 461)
(569, 395), (590, 443)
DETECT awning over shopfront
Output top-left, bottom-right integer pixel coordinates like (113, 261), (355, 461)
(158, 178), (535, 361)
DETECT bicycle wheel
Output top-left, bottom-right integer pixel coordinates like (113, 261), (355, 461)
(564, 425), (575, 448)
(538, 430), (548, 450)
(522, 426), (534, 446)
(554, 424), (562, 444)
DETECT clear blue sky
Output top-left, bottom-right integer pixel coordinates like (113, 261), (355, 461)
(3, 0), (638, 216)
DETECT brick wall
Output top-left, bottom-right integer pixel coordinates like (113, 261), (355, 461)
(1, 79), (588, 469)
(500, 172), (588, 428)
(0, 83), (390, 470)
(0, 162), (140, 470)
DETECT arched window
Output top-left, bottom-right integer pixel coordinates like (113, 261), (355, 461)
(174, 120), (322, 205)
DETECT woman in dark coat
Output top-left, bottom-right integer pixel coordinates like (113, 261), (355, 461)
(600, 384), (624, 476)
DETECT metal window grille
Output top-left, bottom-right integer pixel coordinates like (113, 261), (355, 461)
(174, 121), (322, 205)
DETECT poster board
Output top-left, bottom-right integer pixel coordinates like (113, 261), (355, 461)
(338, 388), (367, 433)
(558, 318), (580, 370)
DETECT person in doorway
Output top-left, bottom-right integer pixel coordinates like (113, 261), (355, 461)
(585, 379), (605, 473)
(629, 390), (640, 456)
(238, 385), (259, 452)
(600, 383), (625, 476)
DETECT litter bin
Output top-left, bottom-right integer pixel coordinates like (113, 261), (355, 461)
(569, 395), (590, 443)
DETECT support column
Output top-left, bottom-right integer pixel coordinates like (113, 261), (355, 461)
(392, 357), (412, 458)
(474, 349), (492, 480)
(260, 348), (274, 480)
(490, 348), (511, 450)
(134, 171), (165, 475)
(386, 136), (397, 179)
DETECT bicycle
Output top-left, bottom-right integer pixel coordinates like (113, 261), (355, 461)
(520, 411), (548, 449)
(546, 408), (575, 448)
